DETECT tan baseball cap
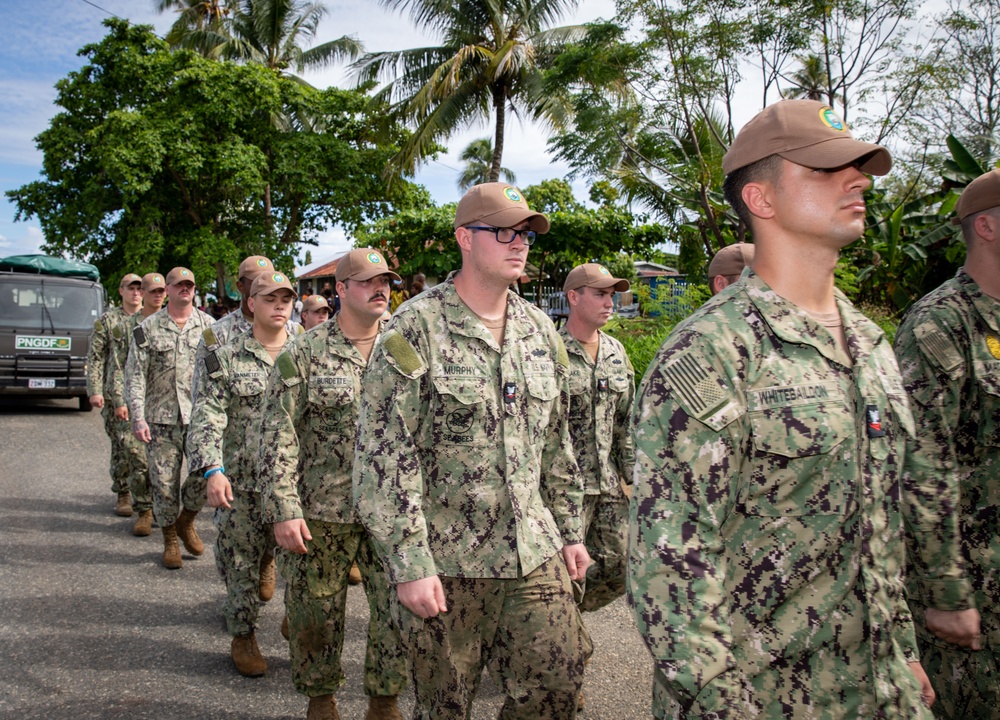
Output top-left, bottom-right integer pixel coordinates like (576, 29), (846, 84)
(250, 271), (296, 297)
(335, 248), (401, 282)
(119, 273), (142, 289)
(708, 243), (755, 278)
(953, 168), (1000, 224)
(563, 263), (630, 293)
(302, 295), (331, 313)
(165, 267), (195, 285)
(722, 100), (891, 176)
(141, 272), (165, 291)
(238, 255), (274, 280)
(454, 183), (550, 233)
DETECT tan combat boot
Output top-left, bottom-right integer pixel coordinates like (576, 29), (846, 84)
(348, 563), (362, 585)
(365, 695), (403, 720)
(307, 694), (340, 720)
(259, 552), (276, 602)
(162, 524), (182, 569)
(174, 508), (204, 555)
(280, 614), (289, 641)
(133, 509), (153, 537)
(115, 491), (133, 517)
(231, 632), (267, 677)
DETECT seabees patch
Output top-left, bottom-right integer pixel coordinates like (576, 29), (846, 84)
(987, 334), (1000, 360)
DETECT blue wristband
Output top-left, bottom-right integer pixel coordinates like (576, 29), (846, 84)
(204, 466), (225, 479)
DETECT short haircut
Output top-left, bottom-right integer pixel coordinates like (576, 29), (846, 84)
(960, 207), (1000, 245)
(722, 154), (784, 230)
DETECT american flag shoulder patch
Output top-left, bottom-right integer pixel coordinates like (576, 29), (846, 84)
(663, 353), (728, 419)
(916, 325), (962, 372)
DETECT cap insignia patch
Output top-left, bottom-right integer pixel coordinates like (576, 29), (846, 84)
(819, 106), (846, 132)
(367, 252), (381, 265)
(273, 273), (285, 282)
(503, 187), (522, 203)
(257, 259), (269, 268)
(598, 266), (610, 275)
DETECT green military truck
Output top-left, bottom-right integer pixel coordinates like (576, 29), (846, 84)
(0, 254), (105, 411)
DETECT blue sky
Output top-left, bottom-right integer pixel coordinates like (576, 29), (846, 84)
(0, 0), (617, 269)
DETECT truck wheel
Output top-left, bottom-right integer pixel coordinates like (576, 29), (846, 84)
(79, 395), (94, 412)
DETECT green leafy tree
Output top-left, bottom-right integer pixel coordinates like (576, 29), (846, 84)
(7, 19), (409, 296)
(457, 138), (517, 191)
(351, 0), (588, 179)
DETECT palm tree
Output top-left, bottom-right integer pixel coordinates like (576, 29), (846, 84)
(156, 0), (362, 82)
(457, 138), (517, 191)
(157, 0), (232, 47)
(783, 54), (838, 104)
(351, 0), (587, 180)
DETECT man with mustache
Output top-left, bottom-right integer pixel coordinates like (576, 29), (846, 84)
(258, 248), (407, 720)
(895, 168), (1000, 719)
(354, 183), (590, 719)
(125, 267), (214, 569)
(628, 100), (935, 718)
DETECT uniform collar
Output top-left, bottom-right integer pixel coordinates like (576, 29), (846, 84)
(441, 274), (534, 352)
(743, 270), (881, 368)
(956, 268), (1000, 334)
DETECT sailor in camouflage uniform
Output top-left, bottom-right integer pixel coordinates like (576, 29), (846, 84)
(88, 272), (144, 517)
(895, 168), (1000, 719)
(187, 271), (298, 678)
(125, 267), (214, 569)
(257, 249), (406, 720)
(113, 272), (166, 536)
(192, 255), (301, 401)
(628, 100), (935, 719)
(354, 184), (591, 720)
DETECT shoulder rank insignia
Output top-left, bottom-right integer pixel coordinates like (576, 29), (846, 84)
(276, 351), (297, 381)
(112, 326), (123, 341)
(93, 319), (104, 333)
(203, 327), (219, 348)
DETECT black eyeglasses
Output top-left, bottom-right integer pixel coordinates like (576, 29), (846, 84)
(466, 226), (537, 246)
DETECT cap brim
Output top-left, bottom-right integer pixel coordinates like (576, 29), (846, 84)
(567, 278), (630, 293)
(478, 207), (551, 234)
(781, 139), (891, 176)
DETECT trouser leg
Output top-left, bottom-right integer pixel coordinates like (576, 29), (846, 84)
(148, 423), (184, 527)
(282, 520), (356, 697)
(214, 491), (269, 637)
(578, 493), (628, 613)
(357, 532), (408, 697)
(491, 555), (592, 720)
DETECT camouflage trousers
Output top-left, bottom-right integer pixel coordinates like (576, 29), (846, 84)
(576, 492), (628, 612)
(107, 406), (151, 512)
(918, 622), (1000, 719)
(213, 490), (274, 637)
(279, 519), (407, 698)
(147, 422), (206, 527)
(392, 555), (593, 720)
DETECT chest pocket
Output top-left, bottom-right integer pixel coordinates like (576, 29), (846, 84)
(744, 399), (853, 516)
(432, 375), (487, 446)
(233, 374), (267, 412)
(607, 373), (632, 394)
(974, 362), (1000, 447)
(150, 333), (176, 356)
(307, 377), (355, 433)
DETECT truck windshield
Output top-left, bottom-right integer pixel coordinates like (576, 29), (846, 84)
(0, 278), (103, 331)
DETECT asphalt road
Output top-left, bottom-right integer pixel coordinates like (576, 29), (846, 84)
(0, 396), (654, 719)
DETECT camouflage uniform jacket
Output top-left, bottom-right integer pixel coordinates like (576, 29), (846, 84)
(192, 308), (300, 400)
(257, 317), (384, 525)
(559, 327), (635, 496)
(186, 328), (295, 489)
(629, 270), (925, 719)
(124, 307), (214, 425)
(353, 276), (583, 584)
(895, 269), (1000, 627)
(87, 306), (136, 407)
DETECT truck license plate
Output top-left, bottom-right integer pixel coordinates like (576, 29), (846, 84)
(28, 378), (56, 389)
